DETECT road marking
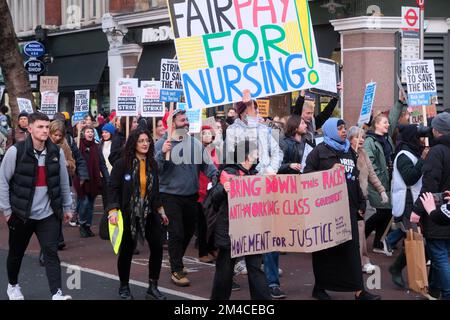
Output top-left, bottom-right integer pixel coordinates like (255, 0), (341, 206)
(60, 262), (208, 300)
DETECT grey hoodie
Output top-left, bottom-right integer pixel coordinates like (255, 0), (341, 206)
(155, 132), (218, 196)
(225, 118), (283, 174)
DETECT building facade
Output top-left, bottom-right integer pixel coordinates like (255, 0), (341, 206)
(2, 0), (449, 122)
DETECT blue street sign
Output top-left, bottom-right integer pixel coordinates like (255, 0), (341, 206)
(23, 41), (45, 58)
(24, 59), (45, 75)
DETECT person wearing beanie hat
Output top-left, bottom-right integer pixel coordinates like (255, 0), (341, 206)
(61, 112), (70, 121)
(431, 112), (450, 135)
(411, 111), (450, 300)
(6, 111), (30, 149)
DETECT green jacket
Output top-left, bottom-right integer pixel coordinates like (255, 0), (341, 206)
(363, 101), (403, 209)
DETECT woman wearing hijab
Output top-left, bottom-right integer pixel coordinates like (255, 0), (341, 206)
(304, 118), (381, 300)
(107, 128), (169, 300)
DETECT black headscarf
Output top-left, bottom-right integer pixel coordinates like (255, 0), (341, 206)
(396, 124), (423, 157)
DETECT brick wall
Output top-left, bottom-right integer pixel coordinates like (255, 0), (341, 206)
(109, 0), (136, 13)
(45, 0), (61, 26)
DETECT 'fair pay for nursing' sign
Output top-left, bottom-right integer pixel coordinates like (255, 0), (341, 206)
(405, 60), (438, 106)
(167, 0), (321, 109)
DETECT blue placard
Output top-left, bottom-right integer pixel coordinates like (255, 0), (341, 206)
(23, 41), (45, 58)
(73, 112), (88, 123)
(358, 82), (377, 127)
(160, 89), (183, 102)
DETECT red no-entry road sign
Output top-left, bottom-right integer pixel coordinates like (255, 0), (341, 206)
(402, 7), (420, 30)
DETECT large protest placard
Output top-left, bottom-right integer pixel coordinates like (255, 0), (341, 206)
(357, 82), (377, 127)
(405, 60), (438, 106)
(177, 102), (201, 133)
(140, 81), (165, 117)
(40, 92), (59, 119)
(40, 76), (59, 93)
(73, 90), (90, 123)
(409, 105), (437, 124)
(160, 59), (183, 102)
(116, 78), (139, 116)
(167, 0), (321, 109)
(17, 98), (34, 113)
(228, 167), (352, 258)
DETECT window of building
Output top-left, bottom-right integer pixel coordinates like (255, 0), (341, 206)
(7, 0), (45, 33)
(61, 0), (109, 26)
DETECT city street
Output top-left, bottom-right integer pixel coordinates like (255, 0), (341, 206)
(0, 202), (427, 301)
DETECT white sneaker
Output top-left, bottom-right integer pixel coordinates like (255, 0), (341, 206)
(52, 289), (72, 300)
(7, 284), (24, 300)
(234, 260), (247, 275)
(362, 263), (377, 274)
(372, 239), (393, 257)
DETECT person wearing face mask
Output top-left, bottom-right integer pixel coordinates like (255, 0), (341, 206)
(6, 112), (30, 149)
(363, 97), (403, 256)
(225, 90), (283, 176)
(155, 109), (218, 287)
(304, 118), (381, 301)
(225, 107), (237, 125)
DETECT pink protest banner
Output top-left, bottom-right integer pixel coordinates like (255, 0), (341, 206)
(228, 167), (352, 258)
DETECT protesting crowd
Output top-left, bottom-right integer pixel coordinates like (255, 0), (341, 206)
(0, 80), (449, 302)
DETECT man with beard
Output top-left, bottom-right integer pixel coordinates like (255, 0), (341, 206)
(155, 109), (218, 287)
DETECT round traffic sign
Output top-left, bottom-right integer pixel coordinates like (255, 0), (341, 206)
(404, 8), (418, 27)
(24, 59), (45, 75)
(416, 0), (425, 9)
(23, 41), (45, 58)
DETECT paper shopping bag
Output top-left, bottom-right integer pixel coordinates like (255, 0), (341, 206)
(405, 229), (428, 295)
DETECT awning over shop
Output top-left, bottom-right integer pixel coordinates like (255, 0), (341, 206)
(134, 42), (176, 82)
(314, 24), (340, 59)
(46, 52), (107, 92)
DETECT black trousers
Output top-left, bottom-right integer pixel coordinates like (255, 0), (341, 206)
(161, 193), (198, 273)
(7, 213), (62, 295)
(197, 203), (215, 257)
(365, 208), (392, 248)
(211, 248), (271, 300)
(118, 212), (165, 285)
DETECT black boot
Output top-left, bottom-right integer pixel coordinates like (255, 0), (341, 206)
(79, 224), (90, 238)
(146, 280), (166, 300)
(312, 285), (331, 300)
(39, 250), (45, 267)
(388, 249), (406, 288)
(119, 284), (134, 300)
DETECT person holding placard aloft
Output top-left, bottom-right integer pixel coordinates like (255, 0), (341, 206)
(304, 118), (381, 300)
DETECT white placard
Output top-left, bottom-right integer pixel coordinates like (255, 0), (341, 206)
(116, 78), (139, 117)
(140, 81), (165, 117)
(17, 98), (34, 113)
(405, 60), (438, 106)
(40, 92), (59, 119)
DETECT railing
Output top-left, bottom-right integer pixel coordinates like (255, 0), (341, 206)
(6, 0), (45, 33)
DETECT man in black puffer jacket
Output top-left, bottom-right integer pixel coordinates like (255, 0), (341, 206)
(411, 112), (450, 300)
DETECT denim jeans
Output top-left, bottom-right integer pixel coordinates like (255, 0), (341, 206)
(386, 228), (405, 250)
(78, 195), (95, 226)
(426, 239), (450, 300)
(263, 252), (280, 287)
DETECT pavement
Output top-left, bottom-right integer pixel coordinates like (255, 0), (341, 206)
(0, 201), (433, 301)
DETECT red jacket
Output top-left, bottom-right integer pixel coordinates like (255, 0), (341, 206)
(198, 146), (219, 203)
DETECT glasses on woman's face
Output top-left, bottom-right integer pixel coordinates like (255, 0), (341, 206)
(137, 139), (150, 145)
